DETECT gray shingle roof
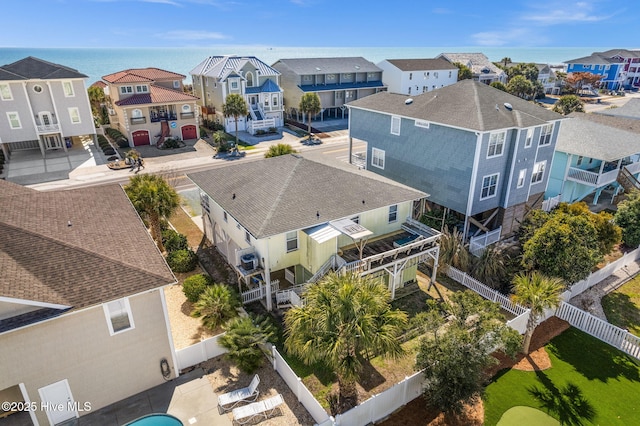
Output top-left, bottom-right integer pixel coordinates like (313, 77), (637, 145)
(190, 55), (280, 78)
(0, 182), (176, 315)
(598, 49), (640, 59)
(347, 79), (563, 131)
(564, 53), (617, 65)
(555, 112), (640, 161)
(384, 58), (457, 71)
(594, 98), (640, 120)
(272, 57), (381, 75)
(0, 56), (88, 80)
(187, 154), (426, 239)
(438, 53), (504, 76)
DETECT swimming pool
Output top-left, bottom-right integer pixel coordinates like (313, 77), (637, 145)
(125, 413), (183, 426)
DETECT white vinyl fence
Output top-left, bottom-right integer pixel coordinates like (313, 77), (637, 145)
(175, 333), (227, 371)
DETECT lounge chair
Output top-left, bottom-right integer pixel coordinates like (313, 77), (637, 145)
(231, 394), (284, 425)
(218, 374), (260, 413)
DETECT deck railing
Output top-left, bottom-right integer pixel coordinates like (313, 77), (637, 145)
(567, 166), (620, 187)
(469, 226), (501, 256)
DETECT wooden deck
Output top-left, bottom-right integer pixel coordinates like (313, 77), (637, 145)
(340, 231), (432, 264)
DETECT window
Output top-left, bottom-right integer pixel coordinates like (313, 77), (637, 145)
(173, 80), (180, 89)
(303, 75), (312, 82)
(104, 298), (134, 335)
(286, 231), (298, 252)
(449, 71), (452, 78)
(371, 147), (385, 169)
(231, 81), (238, 89)
(131, 109), (142, 118)
(0, 83), (12, 100)
(487, 132), (505, 157)
(539, 124), (553, 146)
(577, 156), (583, 166)
(272, 95), (278, 106)
(245, 231), (251, 243)
(327, 74), (336, 80)
(531, 161), (546, 184)
(525, 128), (533, 148)
(120, 86), (133, 94)
(390, 116), (401, 135)
(425, 72), (430, 78)
(409, 73), (413, 80)
(517, 169), (526, 188)
(7, 112), (21, 129)
(182, 104), (191, 112)
(223, 211), (228, 222)
(434, 72), (439, 78)
(63, 81), (74, 97)
(481, 174), (499, 199)
(135, 85), (148, 93)
(69, 107), (81, 124)
(415, 119), (430, 129)
(408, 87), (411, 95)
(388, 205), (398, 223)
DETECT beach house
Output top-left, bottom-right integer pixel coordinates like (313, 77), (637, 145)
(376, 58), (458, 95)
(565, 49), (640, 91)
(437, 53), (506, 85)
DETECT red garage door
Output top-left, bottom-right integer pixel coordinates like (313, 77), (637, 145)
(181, 125), (197, 140)
(132, 130), (150, 146)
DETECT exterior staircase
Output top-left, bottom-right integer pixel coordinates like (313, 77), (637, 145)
(156, 120), (171, 147)
(617, 166), (640, 193)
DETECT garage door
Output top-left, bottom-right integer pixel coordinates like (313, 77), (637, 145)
(181, 125), (197, 140)
(132, 130), (150, 146)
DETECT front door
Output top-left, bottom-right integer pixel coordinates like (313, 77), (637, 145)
(44, 135), (61, 150)
(38, 379), (77, 425)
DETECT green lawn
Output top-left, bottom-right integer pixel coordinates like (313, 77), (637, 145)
(602, 273), (640, 337)
(484, 327), (640, 426)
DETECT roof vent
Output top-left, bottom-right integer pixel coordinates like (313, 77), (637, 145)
(504, 102), (513, 111)
(405, 98), (413, 105)
(315, 67), (321, 71)
(67, 220), (72, 227)
(355, 65), (361, 69)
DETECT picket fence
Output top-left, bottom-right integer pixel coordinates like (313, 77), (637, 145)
(174, 333), (227, 371)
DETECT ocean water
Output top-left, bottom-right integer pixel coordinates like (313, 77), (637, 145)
(0, 46), (612, 85)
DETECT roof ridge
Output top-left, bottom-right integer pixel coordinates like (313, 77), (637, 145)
(256, 156), (302, 237)
(472, 82), (484, 130)
(1, 220), (175, 286)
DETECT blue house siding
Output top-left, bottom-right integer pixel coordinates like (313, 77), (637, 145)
(349, 108), (476, 214)
(566, 63), (623, 89)
(472, 130), (516, 215)
(547, 151), (568, 199)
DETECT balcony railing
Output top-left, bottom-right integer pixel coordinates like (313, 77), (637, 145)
(130, 117), (147, 124)
(150, 113), (177, 122)
(624, 162), (640, 175)
(567, 167), (620, 187)
(36, 123), (60, 133)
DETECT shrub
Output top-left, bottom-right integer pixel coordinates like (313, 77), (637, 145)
(182, 273), (214, 303)
(166, 249), (198, 272)
(191, 284), (241, 330)
(116, 138), (129, 148)
(268, 127), (277, 133)
(255, 129), (265, 135)
(219, 315), (278, 373)
(162, 229), (188, 252)
(161, 138), (181, 149)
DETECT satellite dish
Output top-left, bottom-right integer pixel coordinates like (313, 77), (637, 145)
(504, 102), (513, 110)
(405, 98), (413, 105)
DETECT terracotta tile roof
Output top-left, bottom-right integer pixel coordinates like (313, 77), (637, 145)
(90, 80), (107, 88)
(115, 84), (199, 106)
(0, 181), (176, 319)
(102, 67), (185, 84)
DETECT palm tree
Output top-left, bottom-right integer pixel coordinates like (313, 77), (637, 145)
(512, 272), (565, 354)
(124, 174), (179, 252)
(219, 315), (277, 374)
(438, 227), (473, 273)
(264, 143), (297, 158)
(191, 284), (241, 331)
(222, 93), (248, 148)
(284, 272), (407, 413)
(299, 92), (321, 140)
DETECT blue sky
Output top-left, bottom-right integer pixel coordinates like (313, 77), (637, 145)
(2, 0), (636, 48)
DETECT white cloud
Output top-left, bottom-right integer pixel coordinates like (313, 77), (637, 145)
(471, 28), (548, 47)
(523, 0), (618, 25)
(159, 30), (229, 40)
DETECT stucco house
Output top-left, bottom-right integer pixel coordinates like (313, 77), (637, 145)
(188, 154), (440, 311)
(437, 53), (506, 85)
(0, 180), (178, 426)
(271, 57), (386, 121)
(102, 68), (200, 147)
(347, 79), (564, 250)
(377, 58), (458, 95)
(190, 55), (284, 135)
(546, 112), (640, 206)
(0, 57), (96, 160)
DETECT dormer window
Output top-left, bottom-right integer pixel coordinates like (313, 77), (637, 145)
(135, 85), (148, 93)
(120, 86), (133, 95)
(173, 80), (180, 89)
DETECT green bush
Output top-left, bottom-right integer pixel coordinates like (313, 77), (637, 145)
(182, 273), (214, 303)
(166, 249), (198, 273)
(161, 138), (181, 149)
(162, 229), (188, 252)
(268, 127), (277, 133)
(116, 138), (129, 148)
(255, 129), (265, 135)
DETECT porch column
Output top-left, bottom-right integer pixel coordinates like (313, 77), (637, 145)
(263, 251), (273, 311)
(430, 246), (439, 290)
(38, 138), (45, 158)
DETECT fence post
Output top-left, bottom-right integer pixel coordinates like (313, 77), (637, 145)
(403, 376), (409, 405)
(297, 377), (302, 402)
(272, 345), (277, 370)
(369, 394), (376, 425)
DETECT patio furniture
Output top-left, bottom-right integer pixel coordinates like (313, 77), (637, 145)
(218, 374), (260, 413)
(231, 394), (284, 425)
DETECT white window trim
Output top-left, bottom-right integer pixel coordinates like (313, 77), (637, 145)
(245, 231), (251, 243)
(531, 161), (546, 184)
(388, 205), (398, 223)
(390, 116), (401, 135)
(480, 173), (499, 200)
(7, 111), (21, 129)
(68, 107), (81, 124)
(524, 128), (533, 148)
(487, 131), (505, 158)
(539, 124), (553, 146)
(517, 169), (526, 188)
(120, 86), (133, 94)
(371, 147), (385, 169)
(103, 297), (135, 335)
(63, 81), (75, 97)
(0, 83), (13, 100)
(173, 80), (180, 89)
(286, 231), (298, 253)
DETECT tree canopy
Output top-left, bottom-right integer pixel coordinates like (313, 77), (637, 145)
(564, 72), (603, 94)
(615, 189), (640, 247)
(124, 174), (179, 252)
(506, 62), (539, 82)
(284, 272), (407, 413)
(299, 92), (321, 139)
(219, 315), (277, 374)
(507, 75), (534, 99)
(416, 292), (521, 416)
(552, 94), (585, 115)
(490, 81), (507, 92)
(222, 93), (248, 146)
(453, 62), (473, 80)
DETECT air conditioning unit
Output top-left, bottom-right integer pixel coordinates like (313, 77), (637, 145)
(241, 253), (257, 270)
